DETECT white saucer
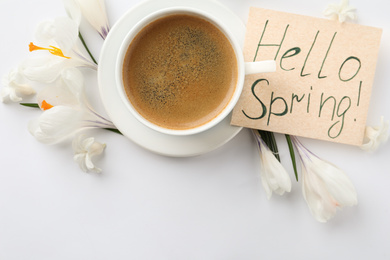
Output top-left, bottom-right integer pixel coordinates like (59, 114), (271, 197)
(98, 0), (245, 157)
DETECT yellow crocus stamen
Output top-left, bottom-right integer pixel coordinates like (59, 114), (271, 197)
(29, 42), (71, 59)
(41, 100), (54, 111)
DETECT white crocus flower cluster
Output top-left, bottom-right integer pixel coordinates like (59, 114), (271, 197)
(1, 1), (103, 102)
(64, 0), (110, 39)
(73, 134), (106, 173)
(291, 136), (358, 223)
(324, 0), (357, 23)
(252, 130), (358, 222)
(28, 68), (115, 145)
(0, 1), (114, 172)
(361, 116), (389, 152)
(1, 68), (35, 103)
(252, 130), (292, 199)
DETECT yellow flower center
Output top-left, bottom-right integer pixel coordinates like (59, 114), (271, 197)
(29, 42), (70, 59)
(41, 100), (54, 111)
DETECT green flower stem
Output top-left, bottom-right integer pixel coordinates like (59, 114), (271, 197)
(79, 32), (98, 65)
(20, 103), (39, 108)
(285, 134), (298, 181)
(103, 128), (123, 135)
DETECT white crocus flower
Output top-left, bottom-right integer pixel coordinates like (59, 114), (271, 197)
(361, 116), (389, 152)
(72, 134), (106, 173)
(324, 0), (357, 23)
(1, 68), (35, 103)
(291, 136), (358, 223)
(64, 0), (110, 39)
(21, 16), (96, 84)
(252, 130), (292, 199)
(28, 68), (115, 145)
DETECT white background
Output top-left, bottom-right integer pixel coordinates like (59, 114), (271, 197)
(0, 0), (389, 259)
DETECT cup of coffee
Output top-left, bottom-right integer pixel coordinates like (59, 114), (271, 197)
(116, 7), (275, 136)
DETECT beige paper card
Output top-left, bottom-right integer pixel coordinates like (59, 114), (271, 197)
(231, 7), (382, 146)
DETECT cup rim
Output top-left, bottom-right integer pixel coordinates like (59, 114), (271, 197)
(116, 6), (245, 136)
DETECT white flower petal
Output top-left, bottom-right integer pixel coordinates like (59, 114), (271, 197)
(14, 83), (36, 96)
(28, 106), (84, 144)
(72, 134), (85, 153)
(35, 70), (115, 128)
(60, 67), (84, 96)
(29, 65), (115, 146)
(35, 17), (78, 53)
(28, 16), (96, 81)
(21, 56), (69, 83)
(303, 156), (358, 206)
(361, 116), (389, 152)
(34, 21), (58, 46)
(261, 148), (292, 198)
(72, 134), (105, 173)
(293, 137), (358, 222)
(74, 153), (88, 172)
(21, 52), (93, 84)
(8, 88), (23, 102)
(75, 0), (110, 38)
(82, 137), (96, 150)
(36, 67), (85, 110)
(339, 14), (347, 23)
(323, 5), (338, 17)
(37, 83), (79, 110)
(53, 17), (79, 52)
(63, 0), (82, 25)
(90, 142), (106, 158)
(253, 130), (292, 199)
(1, 68), (35, 103)
(302, 169), (337, 222)
(85, 153), (95, 169)
(69, 50), (97, 69)
(0, 87), (11, 102)
(324, 0), (356, 23)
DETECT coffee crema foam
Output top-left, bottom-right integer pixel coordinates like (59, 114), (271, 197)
(122, 14), (238, 130)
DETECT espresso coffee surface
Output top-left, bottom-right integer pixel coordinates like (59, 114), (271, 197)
(123, 14), (237, 130)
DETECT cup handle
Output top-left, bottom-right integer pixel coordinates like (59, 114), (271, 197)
(245, 60), (276, 75)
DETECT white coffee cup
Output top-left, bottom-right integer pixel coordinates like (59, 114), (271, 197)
(116, 7), (275, 136)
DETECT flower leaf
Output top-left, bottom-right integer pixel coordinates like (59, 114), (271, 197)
(285, 134), (298, 181)
(20, 102), (40, 108)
